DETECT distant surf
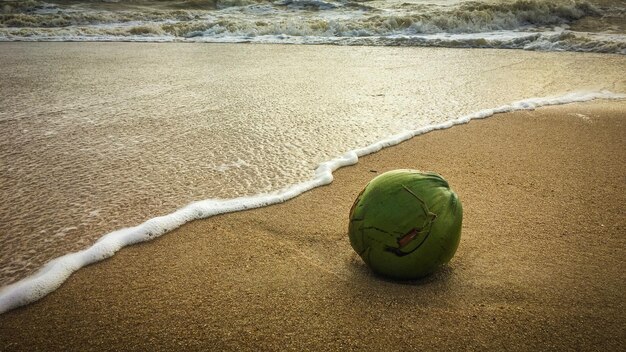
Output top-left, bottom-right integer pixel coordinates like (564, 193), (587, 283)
(1, 0), (625, 53)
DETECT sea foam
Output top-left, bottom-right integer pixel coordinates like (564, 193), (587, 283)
(1, 0), (625, 54)
(0, 90), (624, 314)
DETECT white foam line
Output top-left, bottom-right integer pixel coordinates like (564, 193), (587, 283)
(0, 90), (624, 314)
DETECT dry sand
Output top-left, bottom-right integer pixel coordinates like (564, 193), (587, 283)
(1, 100), (625, 351)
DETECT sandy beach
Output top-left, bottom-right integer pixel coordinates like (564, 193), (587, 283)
(1, 99), (624, 351)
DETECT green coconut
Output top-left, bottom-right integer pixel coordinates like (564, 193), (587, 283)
(349, 169), (463, 280)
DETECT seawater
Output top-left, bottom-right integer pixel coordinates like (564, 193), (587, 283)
(1, 0), (625, 53)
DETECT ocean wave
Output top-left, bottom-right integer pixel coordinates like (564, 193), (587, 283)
(3, 24), (624, 54)
(274, 0), (339, 10)
(0, 1), (606, 31)
(0, 2), (624, 51)
(0, 8), (201, 28)
(368, 1), (601, 34)
(343, 31), (626, 54)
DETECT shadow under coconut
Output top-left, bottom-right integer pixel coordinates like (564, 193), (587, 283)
(347, 252), (456, 286)
(338, 257), (462, 313)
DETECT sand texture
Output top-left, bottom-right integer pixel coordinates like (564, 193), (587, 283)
(1, 100), (625, 351)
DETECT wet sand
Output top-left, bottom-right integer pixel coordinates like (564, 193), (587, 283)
(1, 100), (625, 351)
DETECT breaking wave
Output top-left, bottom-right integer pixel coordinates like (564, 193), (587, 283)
(1, 0), (625, 53)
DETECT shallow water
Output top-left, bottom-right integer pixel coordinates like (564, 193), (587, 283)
(0, 42), (625, 286)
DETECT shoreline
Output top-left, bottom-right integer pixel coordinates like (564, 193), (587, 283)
(1, 100), (625, 351)
(0, 91), (621, 314)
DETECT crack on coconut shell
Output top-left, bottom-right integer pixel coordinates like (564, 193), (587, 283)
(382, 185), (438, 257)
(386, 226), (434, 257)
